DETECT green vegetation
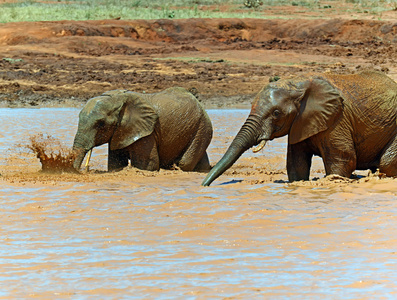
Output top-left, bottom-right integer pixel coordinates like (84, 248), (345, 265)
(0, 0), (260, 23)
(0, 0), (395, 23)
(2, 58), (23, 63)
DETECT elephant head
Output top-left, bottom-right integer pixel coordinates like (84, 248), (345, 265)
(202, 75), (343, 186)
(72, 90), (158, 171)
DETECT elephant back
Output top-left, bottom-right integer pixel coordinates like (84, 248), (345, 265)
(147, 87), (212, 164)
(320, 70), (397, 123)
(147, 87), (203, 112)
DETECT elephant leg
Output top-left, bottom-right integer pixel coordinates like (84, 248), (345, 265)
(287, 142), (313, 182)
(379, 136), (397, 176)
(177, 129), (212, 172)
(108, 147), (129, 171)
(128, 135), (160, 171)
(320, 142), (356, 178)
(193, 152), (211, 172)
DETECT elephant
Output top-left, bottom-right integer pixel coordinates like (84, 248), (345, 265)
(202, 70), (397, 186)
(73, 87), (213, 172)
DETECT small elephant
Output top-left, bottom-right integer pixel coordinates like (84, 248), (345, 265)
(202, 70), (397, 185)
(73, 87), (213, 172)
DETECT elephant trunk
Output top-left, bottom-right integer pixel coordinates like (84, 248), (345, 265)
(73, 147), (87, 171)
(72, 133), (92, 171)
(202, 116), (261, 186)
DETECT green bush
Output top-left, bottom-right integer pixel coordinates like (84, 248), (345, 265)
(244, 0), (263, 9)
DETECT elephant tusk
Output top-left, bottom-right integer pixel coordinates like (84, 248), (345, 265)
(84, 149), (92, 171)
(252, 140), (267, 153)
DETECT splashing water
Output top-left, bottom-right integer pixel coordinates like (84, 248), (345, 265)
(24, 133), (78, 173)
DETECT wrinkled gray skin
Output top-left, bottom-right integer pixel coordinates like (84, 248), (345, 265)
(202, 70), (397, 186)
(73, 87), (213, 172)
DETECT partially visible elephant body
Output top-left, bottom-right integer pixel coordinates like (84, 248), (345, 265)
(136, 88), (212, 171)
(73, 87), (213, 172)
(306, 71), (397, 176)
(202, 70), (397, 186)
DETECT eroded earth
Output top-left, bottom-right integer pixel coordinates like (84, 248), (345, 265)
(1, 16), (396, 108)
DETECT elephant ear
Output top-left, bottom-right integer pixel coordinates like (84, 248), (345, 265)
(110, 93), (158, 150)
(289, 77), (343, 144)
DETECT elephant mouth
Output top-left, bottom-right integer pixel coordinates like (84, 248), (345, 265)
(252, 139), (267, 153)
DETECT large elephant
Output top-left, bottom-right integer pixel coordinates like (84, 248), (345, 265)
(73, 87), (213, 172)
(202, 70), (397, 186)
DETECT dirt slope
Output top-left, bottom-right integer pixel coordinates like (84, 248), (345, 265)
(0, 17), (396, 107)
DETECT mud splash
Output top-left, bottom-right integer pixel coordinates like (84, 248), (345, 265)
(23, 133), (78, 173)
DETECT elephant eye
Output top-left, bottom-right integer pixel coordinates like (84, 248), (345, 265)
(273, 109), (281, 118)
(96, 120), (106, 128)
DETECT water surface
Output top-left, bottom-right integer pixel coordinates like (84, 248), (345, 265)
(1, 108), (397, 299)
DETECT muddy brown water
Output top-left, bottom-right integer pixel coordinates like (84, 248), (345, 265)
(1, 108), (397, 298)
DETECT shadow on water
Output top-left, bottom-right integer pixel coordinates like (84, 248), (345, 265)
(219, 179), (243, 185)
